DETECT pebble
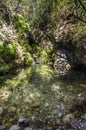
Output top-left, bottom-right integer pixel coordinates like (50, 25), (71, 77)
(0, 125), (5, 130)
(81, 113), (86, 121)
(71, 120), (79, 129)
(31, 116), (35, 121)
(62, 113), (74, 123)
(10, 125), (20, 130)
(45, 102), (49, 107)
(79, 122), (86, 130)
(56, 119), (61, 125)
(0, 107), (3, 114)
(18, 118), (29, 127)
(58, 113), (63, 118)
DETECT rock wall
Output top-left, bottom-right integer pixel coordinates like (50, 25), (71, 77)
(28, 20), (86, 72)
(28, 29), (53, 50)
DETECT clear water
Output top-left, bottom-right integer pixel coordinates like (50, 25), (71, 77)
(0, 65), (86, 128)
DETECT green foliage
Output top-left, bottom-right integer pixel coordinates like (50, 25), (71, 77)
(32, 44), (42, 55)
(0, 0), (86, 70)
(0, 41), (17, 62)
(24, 53), (32, 65)
(53, 0), (69, 12)
(13, 14), (30, 32)
(0, 64), (10, 74)
(5, 42), (17, 56)
(28, 0), (54, 28)
(2, 0), (86, 27)
(22, 40), (32, 52)
(73, 24), (86, 42)
(40, 49), (55, 64)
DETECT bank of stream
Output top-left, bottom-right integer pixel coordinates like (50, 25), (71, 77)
(0, 65), (86, 130)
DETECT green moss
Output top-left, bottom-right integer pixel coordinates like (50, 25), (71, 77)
(0, 41), (18, 73)
(0, 41), (17, 62)
(22, 40), (32, 52)
(0, 64), (10, 74)
(40, 49), (55, 64)
(13, 14), (30, 33)
(5, 43), (17, 56)
(32, 44), (42, 55)
(24, 53), (32, 65)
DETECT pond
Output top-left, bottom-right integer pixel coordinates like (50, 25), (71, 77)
(0, 65), (86, 129)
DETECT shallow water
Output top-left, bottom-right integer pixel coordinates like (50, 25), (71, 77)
(0, 65), (86, 129)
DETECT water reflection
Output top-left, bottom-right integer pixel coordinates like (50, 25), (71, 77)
(0, 65), (86, 128)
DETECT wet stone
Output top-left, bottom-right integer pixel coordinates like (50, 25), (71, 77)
(62, 114), (74, 123)
(71, 120), (79, 129)
(0, 125), (5, 130)
(18, 118), (29, 127)
(56, 119), (61, 125)
(58, 113), (63, 118)
(81, 113), (86, 121)
(79, 122), (86, 130)
(10, 125), (20, 130)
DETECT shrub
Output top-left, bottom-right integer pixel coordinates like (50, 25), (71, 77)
(40, 49), (55, 64)
(0, 41), (17, 62)
(13, 14), (30, 33)
(24, 53), (32, 65)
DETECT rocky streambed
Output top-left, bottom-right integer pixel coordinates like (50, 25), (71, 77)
(0, 65), (86, 130)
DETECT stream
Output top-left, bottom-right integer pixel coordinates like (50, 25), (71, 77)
(0, 65), (86, 130)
